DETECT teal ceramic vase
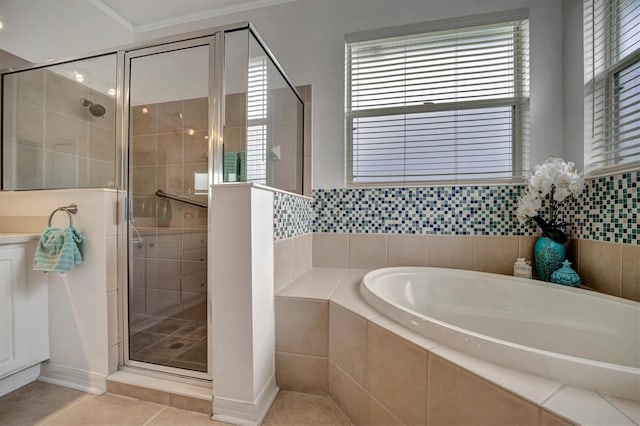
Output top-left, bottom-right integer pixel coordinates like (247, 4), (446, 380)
(551, 260), (581, 287)
(534, 236), (566, 282)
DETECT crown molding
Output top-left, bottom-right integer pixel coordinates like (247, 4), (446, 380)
(133, 0), (298, 33)
(88, 0), (134, 33)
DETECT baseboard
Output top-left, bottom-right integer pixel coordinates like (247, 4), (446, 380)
(39, 362), (106, 395)
(0, 364), (41, 397)
(255, 375), (279, 423)
(212, 375), (279, 426)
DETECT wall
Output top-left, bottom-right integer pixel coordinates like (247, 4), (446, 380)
(136, 0), (565, 189)
(562, 0), (585, 171)
(0, 49), (30, 70)
(0, 189), (119, 393)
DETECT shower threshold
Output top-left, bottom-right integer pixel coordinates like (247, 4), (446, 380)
(106, 370), (212, 414)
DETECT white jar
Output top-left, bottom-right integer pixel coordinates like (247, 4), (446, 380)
(514, 257), (532, 279)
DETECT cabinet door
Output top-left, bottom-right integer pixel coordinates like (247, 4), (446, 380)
(0, 246), (29, 378)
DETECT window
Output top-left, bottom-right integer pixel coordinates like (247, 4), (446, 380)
(246, 56), (268, 184)
(346, 18), (530, 184)
(585, 0), (640, 175)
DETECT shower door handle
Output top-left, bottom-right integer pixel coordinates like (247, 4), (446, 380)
(125, 197), (133, 223)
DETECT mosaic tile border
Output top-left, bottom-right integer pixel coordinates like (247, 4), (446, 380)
(273, 191), (314, 240)
(310, 170), (639, 245)
(575, 171), (639, 244)
(312, 185), (538, 236)
(273, 170), (638, 245)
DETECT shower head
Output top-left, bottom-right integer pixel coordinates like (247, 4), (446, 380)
(80, 98), (106, 118)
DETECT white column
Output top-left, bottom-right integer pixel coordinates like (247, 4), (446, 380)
(210, 183), (277, 426)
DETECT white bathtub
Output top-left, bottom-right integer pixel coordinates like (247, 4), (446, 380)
(361, 267), (640, 401)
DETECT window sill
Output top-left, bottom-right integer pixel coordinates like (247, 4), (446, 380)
(585, 162), (640, 179)
(345, 178), (526, 189)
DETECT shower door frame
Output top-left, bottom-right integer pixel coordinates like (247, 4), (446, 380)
(120, 32), (225, 382)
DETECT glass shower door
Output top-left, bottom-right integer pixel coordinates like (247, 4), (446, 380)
(126, 41), (211, 378)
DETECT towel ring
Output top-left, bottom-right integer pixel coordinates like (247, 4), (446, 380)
(48, 204), (78, 228)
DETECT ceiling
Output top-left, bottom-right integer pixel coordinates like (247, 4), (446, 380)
(0, 0), (298, 63)
(91, 0), (298, 32)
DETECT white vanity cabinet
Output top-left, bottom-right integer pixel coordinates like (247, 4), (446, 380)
(0, 235), (49, 395)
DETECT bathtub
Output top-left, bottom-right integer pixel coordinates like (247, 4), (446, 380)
(360, 267), (640, 401)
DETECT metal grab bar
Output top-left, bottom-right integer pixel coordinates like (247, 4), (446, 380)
(155, 189), (207, 209)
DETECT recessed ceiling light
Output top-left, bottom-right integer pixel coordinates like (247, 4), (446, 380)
(0, 22), (4, 30)
(107, 88), (116, 96)
(73, 71), (84, 83)
(141, 107), (149, 114)
(204, 135), (208, 140)
(188, 129), (195, 136)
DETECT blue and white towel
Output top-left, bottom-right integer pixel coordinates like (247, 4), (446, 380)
(33, 227), (84, 274)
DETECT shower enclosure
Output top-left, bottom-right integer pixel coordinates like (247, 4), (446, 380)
(1, 23), (304, 381)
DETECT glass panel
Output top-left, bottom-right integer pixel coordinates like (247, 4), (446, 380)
(223, 30), (249, 183)
(247, 32), (304, 193)
(2, 54), (117, 190)
(221, 29), (304, 193)
(128, 45), (209, 373)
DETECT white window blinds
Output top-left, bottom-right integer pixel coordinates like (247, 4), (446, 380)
(585, 0), (640, 175)
(346, 19), (530, 184)
(246, 56), (268, 184)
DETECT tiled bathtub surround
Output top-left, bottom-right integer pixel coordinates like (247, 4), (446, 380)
(312, 170), (639, 245)
(275, 269), (640, 426)
(312, 233), (640, 302)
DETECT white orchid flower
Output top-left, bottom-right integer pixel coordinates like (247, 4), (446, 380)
(554, 187), (571, 202)
(517, 156), (584, 233)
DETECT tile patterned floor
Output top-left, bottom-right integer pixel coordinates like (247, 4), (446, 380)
(130, 303), (208, 373)
(0, 381), (349, 426)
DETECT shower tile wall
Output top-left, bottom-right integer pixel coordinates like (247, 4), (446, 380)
(129, 96), (208, 373)
(3, 69), (116, 189)
(129, 97), (208, 327)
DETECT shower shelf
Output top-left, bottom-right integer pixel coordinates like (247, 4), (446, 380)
(155, 189), (207, 209)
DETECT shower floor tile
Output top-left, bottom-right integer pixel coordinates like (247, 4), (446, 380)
(174, 321), (207, 340)
(132, 336), (197, 365)
(130, 303), (208, 373)
(129, 331), (166, 353)
(144, 317), (190, 335)
(174, 340), (207, 363)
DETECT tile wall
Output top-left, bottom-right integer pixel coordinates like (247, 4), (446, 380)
(129, 98), (208, 322)
(3, 68), (116, 189)
(305, 170), (640, 302)
(312, 170), (639, 245)
(273, 191), (314, 292)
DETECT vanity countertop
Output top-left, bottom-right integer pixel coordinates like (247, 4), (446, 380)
(0, 233), (40, 245)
